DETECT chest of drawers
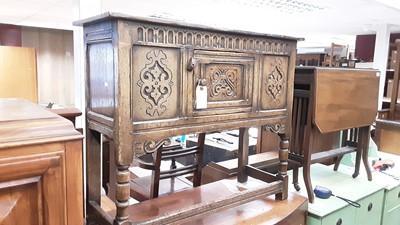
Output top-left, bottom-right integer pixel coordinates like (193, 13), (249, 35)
(289, 164), (385, 225)
(0, 99), (83, 225)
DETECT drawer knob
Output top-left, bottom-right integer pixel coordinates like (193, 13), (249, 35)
(398, 191), (400, 198)
(368, 202), (373, 211)
(336, 218), (342, 225)
(197, 78), (207, 86)
(187, 58), (197, 71)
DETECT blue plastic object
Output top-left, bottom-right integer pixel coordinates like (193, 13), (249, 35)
(313, 185), (361, 208)
(314, 185), (332, 199)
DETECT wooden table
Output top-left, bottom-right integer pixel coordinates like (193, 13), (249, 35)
(289, 67), (379, 203)
(76, 12), (300, 224)
(0, 98), (83, 225)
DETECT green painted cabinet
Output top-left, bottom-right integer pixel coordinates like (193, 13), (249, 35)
(373, 152), (400, 225)
(308, 205), (356, 225)
(382, 185), (400, 225)
(289, 164), (386, 225)
(356, 190), (385, 225)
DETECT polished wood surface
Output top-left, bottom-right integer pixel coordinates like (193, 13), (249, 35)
(0, 99), (83, 225)
(0, 46), (37, 103)
(185, 191), (307, 225)
(48, 107), (82, 127)
(105, 179), (307, 225)
(79, 12), (299, 224)
(313, 68), (379, 133)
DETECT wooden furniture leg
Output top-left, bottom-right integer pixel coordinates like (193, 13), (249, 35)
(86, 129), (102, 223)
(277, 132), (289, 200)
(302, 161), (313, 203)
(292, 166), (301, 191)
(238, 127), (249, 183)
(333, 155), (343, 171)
(352, 129), (362, 178)
(194, 133), (206, 186)
(361, 126), (372, 181)
(114, 165), (131, 225)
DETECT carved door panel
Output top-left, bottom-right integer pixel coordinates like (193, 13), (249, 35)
(131, 46), (181, 122)
(191, 50), (255, 116)
(0, 151), (65, 225)
(259, 56), (289, 111)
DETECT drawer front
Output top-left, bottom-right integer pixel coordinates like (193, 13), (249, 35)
(131, 46), (181, 121)
(320, 205), (356, 225)
(0, 151), (65, 225)
(382, 204), (400, 225)
(191, 50), (255, 116)
(385, 185), (400, 210)
(355, 189), (384, 225)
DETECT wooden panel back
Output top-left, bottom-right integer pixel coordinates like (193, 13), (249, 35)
(314, 68), (379, 133)
(0, 46), (37, 103)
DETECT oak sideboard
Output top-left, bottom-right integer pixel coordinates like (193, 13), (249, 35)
(76, 12), (300, 225)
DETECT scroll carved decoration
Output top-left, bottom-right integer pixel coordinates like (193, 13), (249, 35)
(137, 50), (174, 117)
(143, 138), (172, 154)
(210, 68), (237, 98)
(266, 57), (285, 107)
(265, 123), (285, 134)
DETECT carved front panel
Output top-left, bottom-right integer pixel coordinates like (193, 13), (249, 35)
(131, 46), (180, 121)
(260, 56), (289, 110)
(206, 64), (243, 102)
(192, 50), (254, 115)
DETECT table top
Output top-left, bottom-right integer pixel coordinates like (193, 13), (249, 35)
(0, 98), (82, 148)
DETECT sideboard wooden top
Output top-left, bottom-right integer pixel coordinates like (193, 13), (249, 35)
(0, 98), (83, 148)
(74, 12), (303, 41)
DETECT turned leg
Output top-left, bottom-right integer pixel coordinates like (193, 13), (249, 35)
(238, 127), (249, 183)
(276, 133), (289, 200)
(114, 165), (131, 225)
